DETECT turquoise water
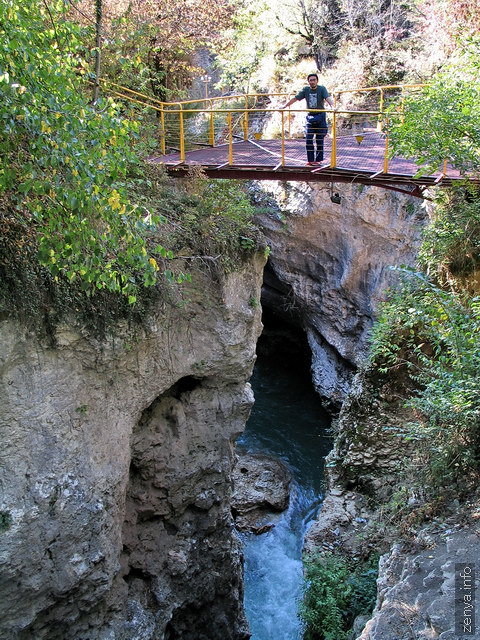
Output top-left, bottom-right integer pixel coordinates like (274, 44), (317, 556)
(237, 353), (332, 640)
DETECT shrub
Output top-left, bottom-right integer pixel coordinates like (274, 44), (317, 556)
(419, 187), (480, 281)
(300, 553), (378, 640)
(370, 267), (480, 489)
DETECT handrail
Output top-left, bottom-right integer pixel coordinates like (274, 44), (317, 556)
(156, 106), (395, 171)
(155, 108), (384, 115)
(98, 78), (428, 109)
(334, 83), (427, 95)
(93, 80), (437, 177)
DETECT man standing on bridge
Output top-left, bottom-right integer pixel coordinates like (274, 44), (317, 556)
(282, 74), (334, 166)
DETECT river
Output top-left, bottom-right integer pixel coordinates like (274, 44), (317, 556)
(237, 351), (332, 640)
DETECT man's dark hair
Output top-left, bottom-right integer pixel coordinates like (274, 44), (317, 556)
(307, 73), (319, 80)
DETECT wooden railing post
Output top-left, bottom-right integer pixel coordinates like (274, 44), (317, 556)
(209, 100), (215, 146)
(160, 104), (166, 155)
(228, 111), (233, 165)
(179, 105), (185, 163)
(244, 95), (249, 141)
(377, 89), (384, 132)
(330, 111), (337, 167)
(383, 118), (389, 174)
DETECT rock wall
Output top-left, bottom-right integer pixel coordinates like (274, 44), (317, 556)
(0, 257), (264, 640)
(255, 181), (428, 408)
(360, 527), (480, 640)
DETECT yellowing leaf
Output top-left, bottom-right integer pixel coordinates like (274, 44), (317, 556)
(108, 189), (121, 210)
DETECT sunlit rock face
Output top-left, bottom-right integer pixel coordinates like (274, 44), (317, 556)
(255, 181), (428, 409)
(0, 257), (264, 640)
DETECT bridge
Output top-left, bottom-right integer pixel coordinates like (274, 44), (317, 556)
(102, 80), (478, 198)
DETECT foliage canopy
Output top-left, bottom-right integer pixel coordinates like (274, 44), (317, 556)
(0, 0), (170, 303)
(0, 0), (260, 321)
(389, 40), (480, 176)
(70, 0), (234, 98)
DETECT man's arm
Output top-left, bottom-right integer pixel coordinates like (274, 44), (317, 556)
(325, 95), (334, 109)
(281, 96), (299, 109)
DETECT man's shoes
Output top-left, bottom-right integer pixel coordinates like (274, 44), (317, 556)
(306, 161), (320, 166)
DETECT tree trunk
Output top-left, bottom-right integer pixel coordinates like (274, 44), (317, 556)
(92, 0), (102, 104)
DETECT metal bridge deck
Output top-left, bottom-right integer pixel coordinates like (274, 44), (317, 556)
(149, 132), (470, 197)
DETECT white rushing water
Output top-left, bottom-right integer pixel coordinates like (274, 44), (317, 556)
(237, 353), (332, 640)
(240, 484), (319, 640)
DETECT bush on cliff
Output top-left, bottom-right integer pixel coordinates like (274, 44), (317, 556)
(371, 266), (480, 489)
(0, 1), (171, 303)
(369, 41), (480, 494)
(300, 553), (378, 640)
(0, 2), (260, 330)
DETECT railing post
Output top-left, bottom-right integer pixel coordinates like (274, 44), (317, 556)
(377, 89), (384, 132)
(383, 119), (389, 174)
(179, 105), (185, 163)
(209, 100), (215, 146)
(330, 111), (337, 167)
(281, 110), (285, 166)
(244, 95), (249, 141)
(160, 104), (166, 155)
(228, 111), (233, 165)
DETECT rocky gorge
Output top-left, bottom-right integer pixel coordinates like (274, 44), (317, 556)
(0, 174), (467, 640)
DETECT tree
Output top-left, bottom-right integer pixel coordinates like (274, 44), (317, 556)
(69, 0), (235, 99)
(389, 40), (480, 177)
(0, 0), (168, 302)
(92, 0), (102, 104)
(276, 0), (344, 70)
(339, 0), (411, 42)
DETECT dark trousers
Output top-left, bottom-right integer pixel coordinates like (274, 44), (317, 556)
(306, 113), (327, 162)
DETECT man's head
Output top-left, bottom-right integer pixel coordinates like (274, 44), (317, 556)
(307, 73), (319, 89)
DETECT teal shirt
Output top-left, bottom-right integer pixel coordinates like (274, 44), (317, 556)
(295, 85), (330, 112)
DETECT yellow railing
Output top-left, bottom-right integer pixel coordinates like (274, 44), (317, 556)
(151, 105), (393, 167)
(97, 80), (431, 172)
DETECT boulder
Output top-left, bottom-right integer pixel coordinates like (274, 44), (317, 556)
(231, 452), (292, 534)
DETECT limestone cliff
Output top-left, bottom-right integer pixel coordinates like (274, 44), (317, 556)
(0, 256), (264, 640)
(254, 181), (428, 408)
